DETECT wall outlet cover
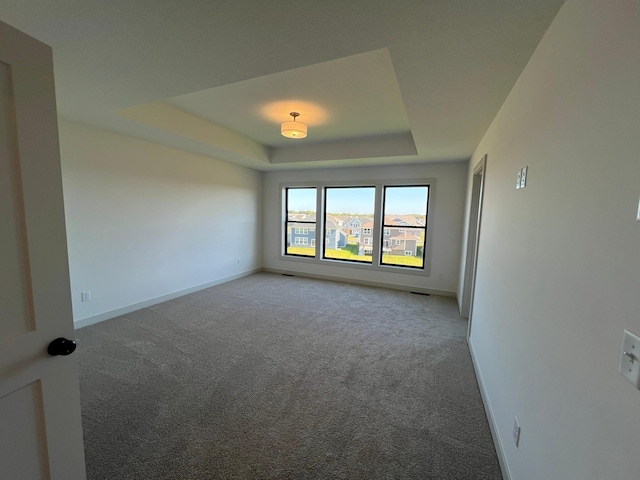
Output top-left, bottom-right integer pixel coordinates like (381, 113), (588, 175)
(521, 166), (528, 187)
(516, 171), (522, 189)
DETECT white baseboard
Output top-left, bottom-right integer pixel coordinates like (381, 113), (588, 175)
(468, 337), (511, 480)
(263, 267), (456, 297)
(74, 267), (262, 329)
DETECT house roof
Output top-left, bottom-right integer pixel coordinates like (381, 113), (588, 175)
(325, 218), (339, 230)
(390, 231), (422, 241)
(0, 1), (564, 170)
(384, 215), (425, 226)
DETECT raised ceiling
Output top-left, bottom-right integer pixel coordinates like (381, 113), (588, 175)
(0, 0), (565, 170)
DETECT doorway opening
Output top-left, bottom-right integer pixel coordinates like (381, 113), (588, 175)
(461, 155), (486, 339)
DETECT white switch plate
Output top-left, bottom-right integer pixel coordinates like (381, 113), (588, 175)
(516, 171), (522, 189)
(513, 417), (521, 447)
(520, 166), (528, 188)
(81, 290), (91, 302)
(620, 329), (640, 389)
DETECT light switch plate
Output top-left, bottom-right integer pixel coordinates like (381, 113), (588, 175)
(512, 417), (521, 447)
(520, 166), (528, 188)
(516, 171), (522, 189)
(620, 329), (640, 389)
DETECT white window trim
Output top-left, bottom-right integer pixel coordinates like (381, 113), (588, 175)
(280, 179), (434, 276)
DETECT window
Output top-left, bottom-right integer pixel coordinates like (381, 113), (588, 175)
(380, 186), (429, 268)
(285, 187), (316, 257)
(323, 187), (375, 263)
(281, 181), (431, 272)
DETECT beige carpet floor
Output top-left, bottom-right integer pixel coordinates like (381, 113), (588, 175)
(77, 272), (501, 479)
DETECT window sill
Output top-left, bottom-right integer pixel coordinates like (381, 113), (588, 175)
(279, 254), (431, 277)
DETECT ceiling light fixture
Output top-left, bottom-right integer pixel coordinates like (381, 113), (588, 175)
(281, 112), (307, 139)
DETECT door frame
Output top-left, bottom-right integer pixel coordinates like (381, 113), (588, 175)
(461, 155), (487, 339)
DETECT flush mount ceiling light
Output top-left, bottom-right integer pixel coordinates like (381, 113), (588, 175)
(281, 112), (308, 139)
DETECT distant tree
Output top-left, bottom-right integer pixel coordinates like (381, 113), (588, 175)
(344, 244), (360, 255)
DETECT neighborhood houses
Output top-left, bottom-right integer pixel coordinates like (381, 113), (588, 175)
(286, 213), (426, 266)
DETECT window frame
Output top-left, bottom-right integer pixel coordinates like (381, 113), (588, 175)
(284, 187), (317, 258)
(323, 185), (376, 264)
(380, 184), (430, 270)
(280, 179), (434, 276)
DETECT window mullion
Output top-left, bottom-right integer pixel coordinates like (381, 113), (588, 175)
(372, 184), (383, 267)
(316, 187), (324, 260)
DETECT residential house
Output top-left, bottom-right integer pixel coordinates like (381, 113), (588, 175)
(343, 217), (363, 237)
(358, 220), (375, 255)
(288, 215), (316, 248)
(389, 231), (420, 256)
(325, 217), (348, 250)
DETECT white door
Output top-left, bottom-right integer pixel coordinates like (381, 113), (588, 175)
(0, 20), (86, 479)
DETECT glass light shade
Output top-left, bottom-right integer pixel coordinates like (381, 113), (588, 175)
(281, 120), (308, 139)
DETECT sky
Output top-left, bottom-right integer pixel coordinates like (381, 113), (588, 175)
(288, 186), (428, 215)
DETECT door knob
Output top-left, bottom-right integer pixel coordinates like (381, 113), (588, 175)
(47, 337), (77, 356)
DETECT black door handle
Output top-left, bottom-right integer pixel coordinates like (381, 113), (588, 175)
(48, 337), (77, 356)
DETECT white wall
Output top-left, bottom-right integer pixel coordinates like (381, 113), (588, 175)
(263, 162), (467, 294)
(59, 119), (262, 325)
(461, 1), (640, 479)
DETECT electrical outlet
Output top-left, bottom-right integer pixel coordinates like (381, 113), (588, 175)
(516, 170), (522, 189)
(620, 329), (640, 389)
(513, 417), (521, 447)
(81, 291), (91, 302)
